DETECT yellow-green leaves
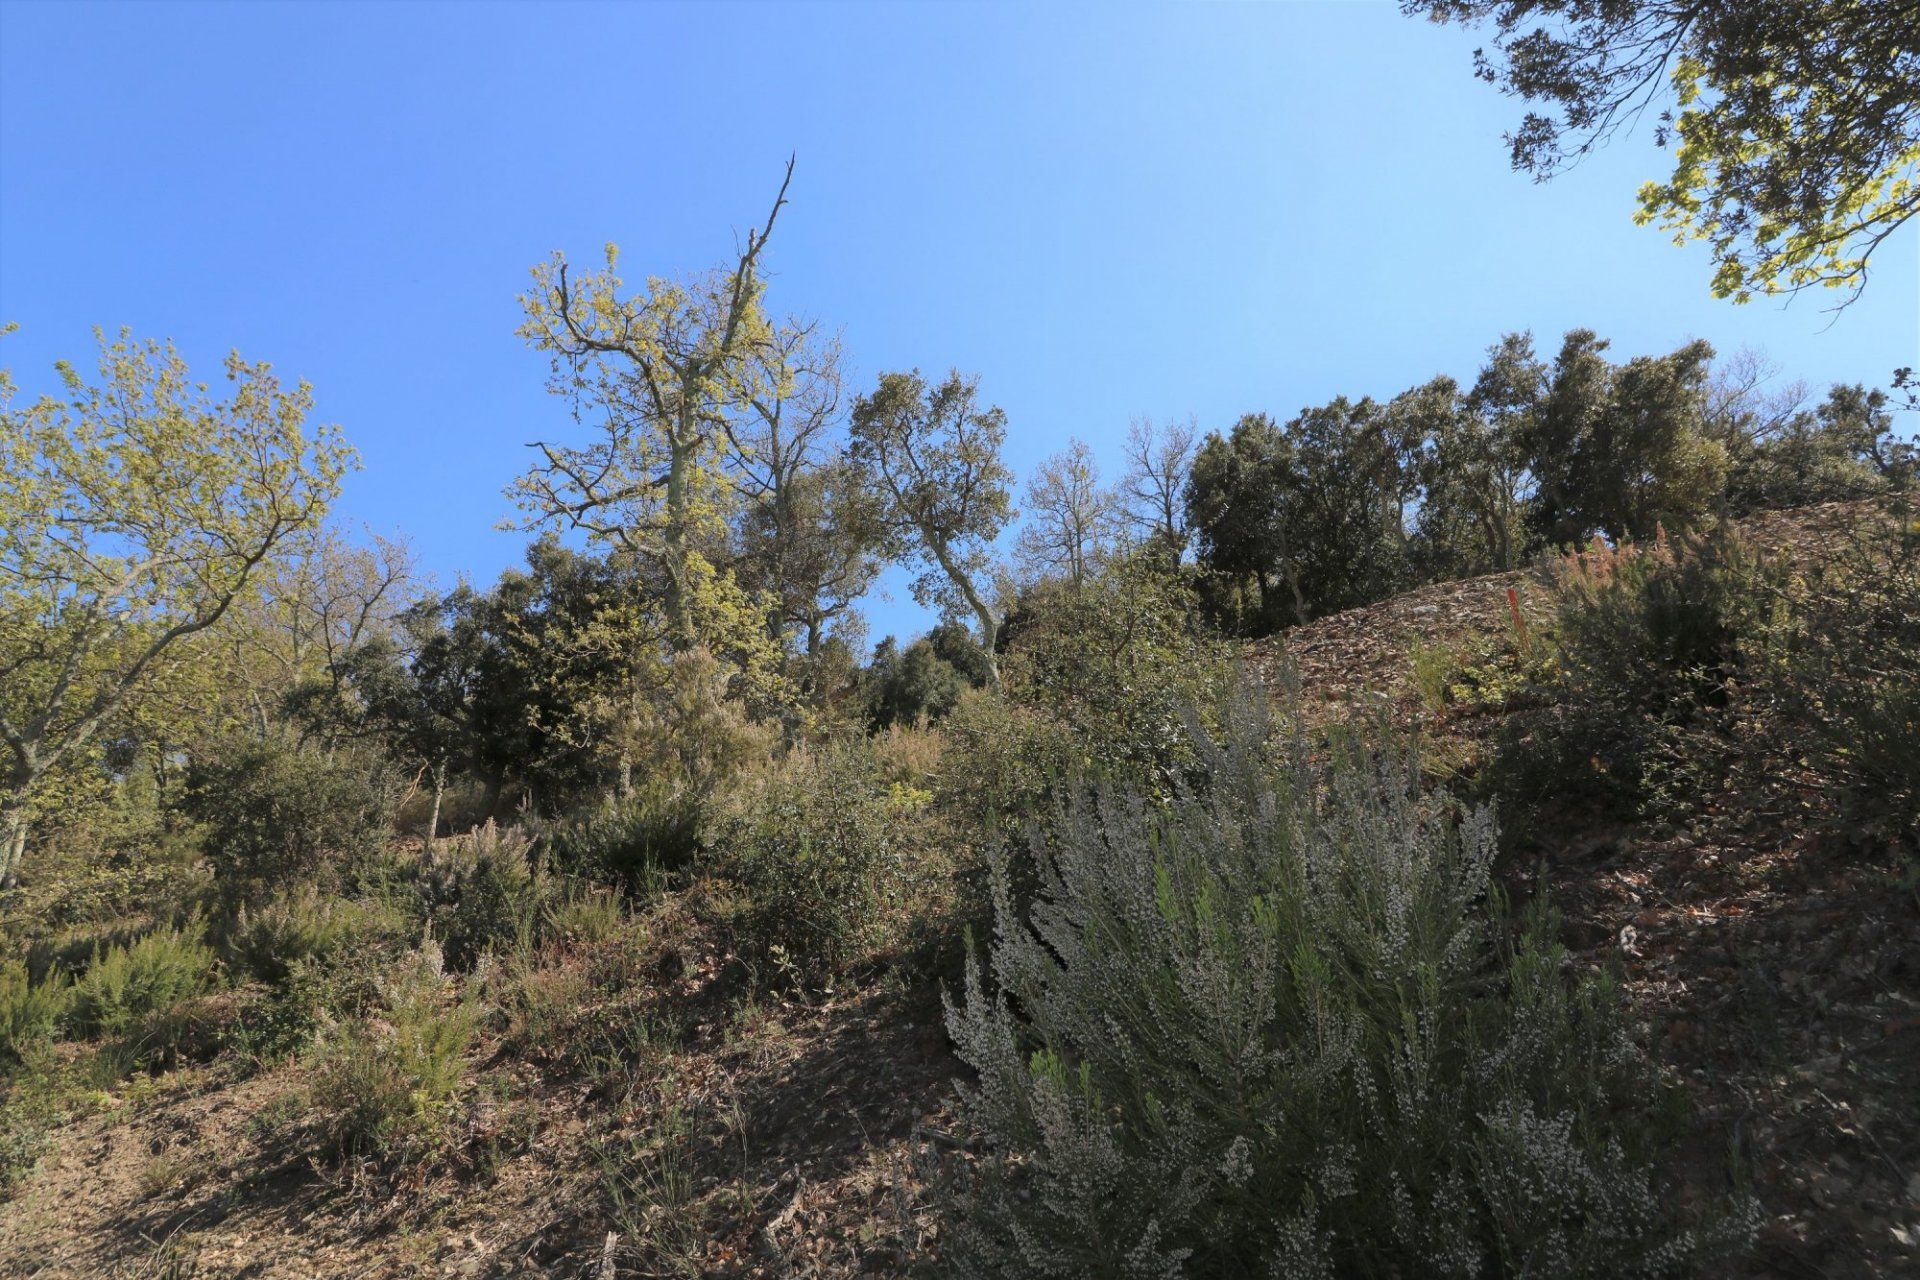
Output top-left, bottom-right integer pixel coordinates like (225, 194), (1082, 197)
(0, 329), (353, 885)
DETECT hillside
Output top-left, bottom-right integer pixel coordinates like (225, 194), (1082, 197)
(3, 499), (1916, 1279)
(1256, 499), (1919, 1278)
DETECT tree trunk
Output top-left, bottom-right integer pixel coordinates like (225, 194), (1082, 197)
(423, 760), (447, 852)
(663, 433), (695, 651)
(925, 535), (1001, 689)
(1, 797), (29, 893)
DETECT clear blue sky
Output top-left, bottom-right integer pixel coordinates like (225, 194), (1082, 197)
(3, 0), (1916, 645)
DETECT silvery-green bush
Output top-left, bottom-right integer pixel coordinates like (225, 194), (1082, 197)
(939, 686), (1750, 1277)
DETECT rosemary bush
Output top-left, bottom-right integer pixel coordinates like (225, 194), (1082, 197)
(938, 684), (1749, 1277)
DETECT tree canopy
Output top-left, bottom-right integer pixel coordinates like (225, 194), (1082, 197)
(1410, 0), (1920, 303)
(0, 329), (352, 886)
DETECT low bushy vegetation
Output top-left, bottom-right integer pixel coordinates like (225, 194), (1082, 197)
(0, 960), (70, 1066)
(714, 739), (925, 985)
(301, 951), (477, 1168)
(187, 738), (398, 901)
(414, 823), (554, 971)
(2, 199), (1911, 1269)
(540, 784), (704, 898)
(1772, 508), (1920, 833)
(67, 924), (215, 1041)
(938, 684), (1753, 1276)
(219, 887), (404, 985)
(1479, 509), (1920, 859)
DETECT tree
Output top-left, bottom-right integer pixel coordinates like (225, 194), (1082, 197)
(513, 160), (793, 649)
(1408, 1), (1920, 304)
(1402, 376), (1520, 579)
(1283, 395), (1416, 614)
(1529, 330), (1725, 543)
(1118, 415), (1198, 571)
(1706, 355), (1915, 513)
(0, 330), (352, 888)
(238, 524), (415, 744)
(345, 590), (497, 846)
(849, 370), (1016, 687)
(1187, 401), (1415, 631)
(863, 633), (967, 730)
(1015, 438), (1114, 589)
(731, 324), (891, 666)
(1187, 413), (1307, 628)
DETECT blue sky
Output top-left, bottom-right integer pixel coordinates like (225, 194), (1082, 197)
(3, 0), (1916, 646)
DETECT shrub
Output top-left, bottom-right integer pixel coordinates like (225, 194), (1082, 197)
(120, 988), (245, 1073)
(304, 952), (475, 1166)
(873, 721), (944, 792)
(228, 950), (387, 1069)
(936, 689), (1081, 853)
(713, 740), (905, 984)
(0, 959), (71, 1066)
(1552, 527), (1781, 713)
(219, 887), (402, 985)
(415, 822), (552, 971)
(489, 951), (595, 1064)
(936, 682), (1751, 1277)
(541, 784), (703, 898)
(1484, 527), (1785, 834)
(543, 885), (627, 947)
(0, 1092), (54, 1193)
(68, 925), (214, 1039)
(999, 562), (1231, 798)
(186, 737), (397, 900)
(1772, 507), (1920, 833)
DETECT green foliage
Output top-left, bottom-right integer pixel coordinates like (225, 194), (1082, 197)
(0, 1098), (52, 1193)
(120, 988), (241, 1073)
(513, 167), (790, 654)
(0, 1073), (76, 1194)
(1528, 331), (1727, 545)
(1412, 1), (1920, 303)
(1407, 635), (1465, 713)
(1553, 528), (1779, 709)
(0, 328), (354, 889)
(541, 784), (703, 898)
(219, 887), (402, 986)
(1000, 560), (1231, 797)
(415, 822), (553, 971)
(1486, 528), (1784, 833)
(1773, 511), (1920, 832)
(303, 953), (475, 1167)
(543, 885), (628, 948)
(849, 368), (1016, 683)
(186, 737), (396, 899)
(68, 924), (214, 1040)
(1188, 400), (1418, 630)
(0, 959), (71, 1065)
(714, 740), (910, 984)
(1719, 383), (1912, 516)
(935, 688), (1082, 867)
(1183, 328), (1834, 638)
(229, 956), (378, 1068)
(864, 632), (970, 730)
(937, 684), (1750, 1276)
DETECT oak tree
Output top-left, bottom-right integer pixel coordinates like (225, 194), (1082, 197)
(0, 330), (352, 887)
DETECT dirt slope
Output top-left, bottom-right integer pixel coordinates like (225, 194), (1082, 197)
(5, 499), (1914, 1278)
